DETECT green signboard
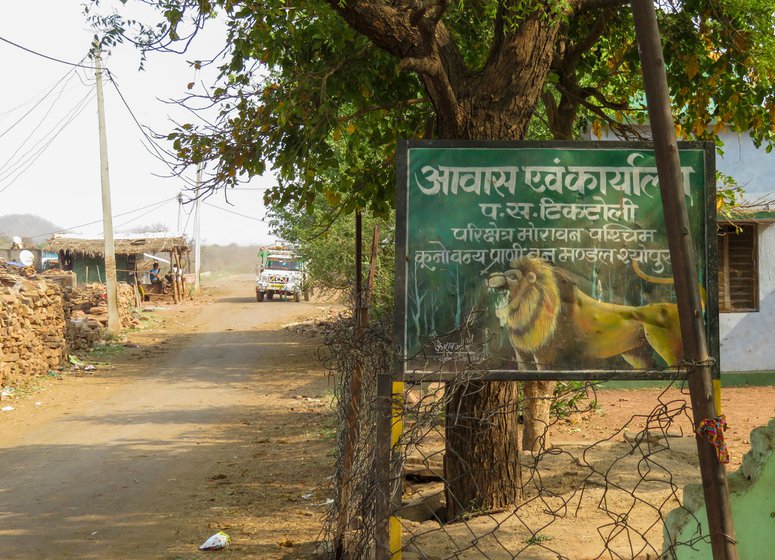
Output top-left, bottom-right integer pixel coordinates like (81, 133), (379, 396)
(395, 140), (718, 381)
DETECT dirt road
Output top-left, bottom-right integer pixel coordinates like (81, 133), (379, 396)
(0, 276), (338, 559)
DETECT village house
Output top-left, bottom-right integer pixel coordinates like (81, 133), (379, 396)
(714, 131), (775, 374)
(594, 129), (775, 374)
(45, 232), (191, 300)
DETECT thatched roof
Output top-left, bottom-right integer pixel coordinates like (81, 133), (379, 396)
(46, 233), (190, 258)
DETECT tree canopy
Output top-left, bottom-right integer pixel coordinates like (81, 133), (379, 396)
(89, 0), (775, 218)
(88, 0), (775, 517)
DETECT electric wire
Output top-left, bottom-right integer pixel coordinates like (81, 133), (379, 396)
(1, 33), (210, 194)
(0, 66), (78, 140)
(202, 201), (263, 222)
(0, 72), (91, 121)
(0, 34), (207, 231)
(34, 196), (179, 239)
(181, 203), (194, 235)
(0, 72), (85, 177)
(113, 197), (177, 230)
(107, 73), (199, 189)
(0, 90), (96, 192)
(0, 35), (99, 70)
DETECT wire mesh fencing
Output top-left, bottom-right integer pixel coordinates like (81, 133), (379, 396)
(319, 313), (717, 560)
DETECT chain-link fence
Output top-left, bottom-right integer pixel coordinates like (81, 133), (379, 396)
(320, 313), (717, 560)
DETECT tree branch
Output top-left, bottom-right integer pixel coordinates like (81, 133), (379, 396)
(570, 0), (629, 15)
(336, 98), (429, 123)
(324, 0), (465, 134)
(564, 9), (614, 67)
(541, 90), (560, 132)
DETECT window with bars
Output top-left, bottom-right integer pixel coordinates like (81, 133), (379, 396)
(718, 223), (758, 312)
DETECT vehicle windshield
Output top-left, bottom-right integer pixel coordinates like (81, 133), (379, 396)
(265, 258), (301, 271)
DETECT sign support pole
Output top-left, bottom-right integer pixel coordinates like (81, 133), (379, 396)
(630, 1), (737, 558)
(374, 373), (393, 560)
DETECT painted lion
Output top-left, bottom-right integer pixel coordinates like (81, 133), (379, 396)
(486, 257), (683, 371)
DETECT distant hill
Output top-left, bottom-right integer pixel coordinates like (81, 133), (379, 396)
(0, 214), (61, 246)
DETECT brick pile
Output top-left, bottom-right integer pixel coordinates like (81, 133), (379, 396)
(0, 271), (68, 387)
(1, 261), (141, 385)
(64, 283), (139, 351)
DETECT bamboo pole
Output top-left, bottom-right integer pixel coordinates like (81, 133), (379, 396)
(335, 212), (364, 558)
(170, 252), (179, 304)
(630, 2), (737, 558)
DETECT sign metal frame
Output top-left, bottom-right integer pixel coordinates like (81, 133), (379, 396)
(394, 139), (718, 382)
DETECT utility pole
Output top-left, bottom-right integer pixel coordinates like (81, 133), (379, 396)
(94, 49), (120, 333)
(193, 165), (202, 292)
(630, 2), (737, 558)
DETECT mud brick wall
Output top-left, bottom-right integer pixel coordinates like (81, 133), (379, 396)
(1, 272), (140, 384)
(63, 283), (139, 351)
(0, 273), (68, 386)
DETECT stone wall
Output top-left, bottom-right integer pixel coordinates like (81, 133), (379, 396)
(1, 267), (140, 385)
(64, 283), (138, 351)
(0, 272), (67, 387)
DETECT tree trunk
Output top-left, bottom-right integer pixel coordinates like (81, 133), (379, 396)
(445, 380), (522, 518)
(428, 14), (559, 516)
(328, 0), (562, 519)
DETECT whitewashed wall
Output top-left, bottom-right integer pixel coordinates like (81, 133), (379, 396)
(716, 132), (775, 200)
(717, 132), (775, 371)
(718, 222), (775, 371)
(594, 129), (775, 371)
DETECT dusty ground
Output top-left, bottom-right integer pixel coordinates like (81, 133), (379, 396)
(403, 383), (775, 559)
(2, 274), (774, 559)
(0, 275), (342, 559)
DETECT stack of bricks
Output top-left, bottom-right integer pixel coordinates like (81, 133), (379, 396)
(63, 283), (139, 351)
(1, 258), (142, 385)
(0, 271), (68, 387)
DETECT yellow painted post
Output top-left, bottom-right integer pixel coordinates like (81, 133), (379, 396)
(713, 378), (722, 415)
(390, 381), (405, 559)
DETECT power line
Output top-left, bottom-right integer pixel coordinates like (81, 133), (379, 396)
(34, 196), (179, 239)
(0, 74), (89, 177)
(0, 73), (78, 170)
(113, 198), (176, 230)
(107, 74), (199, 190)
(0, 66), (78, 140)
(0, 35), (99, 70)
(0, 73), (91, 121)
(0, 90), (96, 193)
(202, 201), (264, 222)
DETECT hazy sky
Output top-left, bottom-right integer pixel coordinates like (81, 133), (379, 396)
(0, 1), (274, 246)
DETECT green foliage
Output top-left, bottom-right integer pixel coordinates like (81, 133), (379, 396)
(525, 533), (554, 545)
(565, 1), (775, 146)
(85, 342), (127, 360)
(86, 0), (774, 220)
(88, 0), (428, 218)
(267, 201), (395, 316)
(660, 0), (774, 147)
(551, 381), (599, 419)
(715, 171), (746, 221)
